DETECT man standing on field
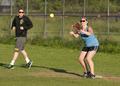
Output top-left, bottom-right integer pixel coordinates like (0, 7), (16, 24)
(8, 8), (33, 69)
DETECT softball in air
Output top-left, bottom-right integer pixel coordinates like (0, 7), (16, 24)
(50, 13), (54, 18)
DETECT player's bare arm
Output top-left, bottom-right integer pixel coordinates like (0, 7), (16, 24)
(80, 26), (93, 36)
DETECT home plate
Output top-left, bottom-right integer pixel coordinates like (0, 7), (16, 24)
(95, 75), (103, 79)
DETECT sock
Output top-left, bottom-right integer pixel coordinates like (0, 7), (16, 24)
(25, 57), (30, 63)
(10, 60), (15, 65)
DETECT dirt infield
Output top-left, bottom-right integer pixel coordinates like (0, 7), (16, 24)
(30, 71), (120, 81)
(103, 76), (120, 81)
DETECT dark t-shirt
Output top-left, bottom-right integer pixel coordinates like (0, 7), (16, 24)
(12, 15), (33, 37)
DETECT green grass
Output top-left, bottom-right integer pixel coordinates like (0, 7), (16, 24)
(0, 43), (120, 86)
(0, 16), (120, 39)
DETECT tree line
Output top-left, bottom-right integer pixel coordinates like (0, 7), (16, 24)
(14, 0), (120, 12)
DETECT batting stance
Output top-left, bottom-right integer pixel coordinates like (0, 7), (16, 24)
(70, 17), (99, 79)
(8, 8), (33, 69)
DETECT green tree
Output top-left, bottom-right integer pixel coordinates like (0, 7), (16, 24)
(16, 0), (25, 10)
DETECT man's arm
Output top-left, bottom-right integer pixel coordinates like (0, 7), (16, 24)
(24, 16), (33, 30)
(11, 17), (16, 31)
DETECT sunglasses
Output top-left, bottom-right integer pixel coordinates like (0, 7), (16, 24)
(19, 12), (24, 13)
(80, 20), (86, 22)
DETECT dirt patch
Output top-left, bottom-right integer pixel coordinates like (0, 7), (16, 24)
(30, 71), (120, 81)
(103, 76), (120, 82)
(30, 70), (81, 79)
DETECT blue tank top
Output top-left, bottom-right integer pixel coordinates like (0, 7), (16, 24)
(80, 28), (99, 47)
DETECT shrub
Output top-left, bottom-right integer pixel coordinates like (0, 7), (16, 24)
(0, 36), (119, 54)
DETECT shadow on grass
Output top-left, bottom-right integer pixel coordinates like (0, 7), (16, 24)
(32, 65), (82, 77)
(0, 63), (9, 68)
(0, 63), (82, 77)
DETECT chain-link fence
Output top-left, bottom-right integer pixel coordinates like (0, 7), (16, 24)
(0, 0), (120, 41)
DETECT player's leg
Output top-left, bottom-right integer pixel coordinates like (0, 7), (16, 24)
(8, 50), (19, 69)
(86, 50), (97, 78)
(78, 51), (88, 77)
(21, 50), (32, 69)
(8, 38), (20, 69)
(84, 57), (91, 76)
(8, 49), (19, 69)
(21, 50), (30, 63)
(11, 49), (19, 64)
(20, 37), (32, 69)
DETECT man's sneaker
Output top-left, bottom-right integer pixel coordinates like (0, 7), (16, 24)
(82, 71), (91, 78)
(90, 74), (96, 79)
(7, 64), (14, 69)
(82, 72), (88, 78)
(86, 71), (91, 78)
(88, 73), (96, 79)
(26, 61), (32, 69)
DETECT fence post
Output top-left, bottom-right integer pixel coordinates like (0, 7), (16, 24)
(10, 0), (13, 34)
(26, 0), (29, 15)
(83, 0), (86, 16)
(43, 0), (47, 38)
(107, 0), (110, 35)
(61, 0), (65, 38)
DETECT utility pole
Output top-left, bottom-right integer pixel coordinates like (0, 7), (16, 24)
(83, 0), (86, 16)
(107, 0), (110, 35)
(44, 0), (47, 38)
(61, 0), (65, 38)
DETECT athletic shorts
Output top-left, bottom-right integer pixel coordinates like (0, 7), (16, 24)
(82, 46), (99, 52)
(15, 37), (26, 51)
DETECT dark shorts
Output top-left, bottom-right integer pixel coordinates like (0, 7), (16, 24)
(15, 37), (26, 51)
(82, 46), (99, 52)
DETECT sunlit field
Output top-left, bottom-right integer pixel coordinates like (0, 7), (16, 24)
(0, 44), (120, 86)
